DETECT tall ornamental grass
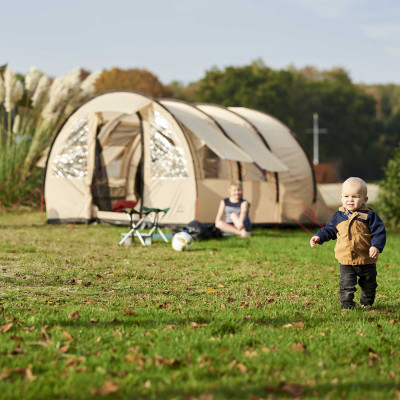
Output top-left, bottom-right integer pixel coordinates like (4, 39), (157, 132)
(0, 65), (100, 209)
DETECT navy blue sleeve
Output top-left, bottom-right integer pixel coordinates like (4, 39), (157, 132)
(368, 212), (386, 252)
(315, 212), (339, 244)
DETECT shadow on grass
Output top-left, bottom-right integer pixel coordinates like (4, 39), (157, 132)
(101, 380), (400, 400)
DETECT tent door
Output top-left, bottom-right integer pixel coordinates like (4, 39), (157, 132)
(91, 119), (142, 211)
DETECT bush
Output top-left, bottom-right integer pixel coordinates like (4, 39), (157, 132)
(0, 66), (100, 209)
(378, 145), (400, 227)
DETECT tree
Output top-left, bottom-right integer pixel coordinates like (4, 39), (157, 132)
(378, 145), (400, 227)
(95, 68), (172, 97)
(190, 62), (386, 179)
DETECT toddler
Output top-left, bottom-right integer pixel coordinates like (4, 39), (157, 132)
(310, 177), (386, 309)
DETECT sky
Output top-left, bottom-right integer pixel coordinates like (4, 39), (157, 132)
(2, 0), (400, 85)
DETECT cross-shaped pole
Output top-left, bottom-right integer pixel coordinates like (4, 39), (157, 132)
(307, 113), (327, 165)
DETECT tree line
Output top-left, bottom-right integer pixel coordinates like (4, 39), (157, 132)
(94, 62), (400, 181)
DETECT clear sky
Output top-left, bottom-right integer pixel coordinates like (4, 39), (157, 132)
(2, 0), (400, 85)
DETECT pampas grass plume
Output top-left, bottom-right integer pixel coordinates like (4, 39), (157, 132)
(25, 66), (41, 95)
(65, 70), (101, 114)
(42, 67), (81, 123)
(32, 74), (50, 107)
(4, 65), (15, 112)
(12, 114), (20, 134)
(0, 75), (5, 104)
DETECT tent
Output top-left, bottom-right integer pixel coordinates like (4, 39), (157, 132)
(43, 90), (331, 225)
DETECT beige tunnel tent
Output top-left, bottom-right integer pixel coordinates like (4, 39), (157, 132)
(43, 90), (332, 225)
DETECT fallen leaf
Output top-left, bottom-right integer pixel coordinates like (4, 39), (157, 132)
(91, 380), (119, 395)
(124, 353), (143, 364)
(21, 326), (35, 332)
(244, 350), (258, 358)
(0, 365), (37, 381)
(10, 334), (23, 343)
(123, 310), (137, 316)
(68, 310), (80, 320)
(190, 322), (208, 328)
(0, 370), (10, 381)
(90, 318), (98, 323)
(10, 346), (24, 355)
(144, 380), (151, 388)
(159, 302), (171, 309)
(165, 325), (178, 330)
(62, 331), (73, 341)
(59, 343), (69, 353)
(205, 289), (218, 294)
(23, 365), (37, 381)
(65, 358), (83, 368)
(84, 282), (92, 287)
(236, 363), (249, 373)
(1, 323), (13, 334)
(289, 342), (308, 354)
(199, 393), (215, 400)
(280, 382), (305, 397)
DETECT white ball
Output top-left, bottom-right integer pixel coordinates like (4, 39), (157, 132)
(172, 232), (193, 251)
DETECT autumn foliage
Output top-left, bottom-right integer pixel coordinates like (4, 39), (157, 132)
(94, 67), (172, 97)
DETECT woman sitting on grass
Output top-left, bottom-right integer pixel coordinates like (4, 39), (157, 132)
(215, 180), (252, 238)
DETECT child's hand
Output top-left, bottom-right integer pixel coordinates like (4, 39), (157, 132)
(369, 246), (379, 259)
(310, 236), (320, 248)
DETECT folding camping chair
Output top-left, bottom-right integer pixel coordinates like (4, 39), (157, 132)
(140, 207), (170, 243)
(113, 201), (147, 246)
(116, 201), (170, 246)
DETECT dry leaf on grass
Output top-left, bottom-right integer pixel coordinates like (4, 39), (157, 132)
(236, 363), (249, 373)
(59, 343), (69, 353)
(1, 323), (13, 333)
(283, 321), (304, 329)
(165, 325), (178, 330)
(10, 347), (25, 355)
(199, 393), (215, 400)
(123, 309), (137, 316)
(91, 380), (119, 396)
(65, 358), (84, 368)
(68, 310), (80, 320)
(190, 322), (208, 328)
(265, 382), (305, 397)
(289, 342), (308, 354)
(0, 365), (36, 381)
(280, 382), (305, 397)
(62, 331), (73, 341)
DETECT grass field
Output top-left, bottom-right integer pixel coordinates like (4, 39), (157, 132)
(1, 211), (400, 400)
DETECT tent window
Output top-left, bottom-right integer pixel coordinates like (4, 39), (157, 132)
(52, 117), (89, 178)
(150, 111), (188, 179)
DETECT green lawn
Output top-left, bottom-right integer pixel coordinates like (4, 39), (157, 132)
(0, 211), (399, 400)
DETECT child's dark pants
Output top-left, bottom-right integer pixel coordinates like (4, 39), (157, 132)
(339, 264), (377, 309)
